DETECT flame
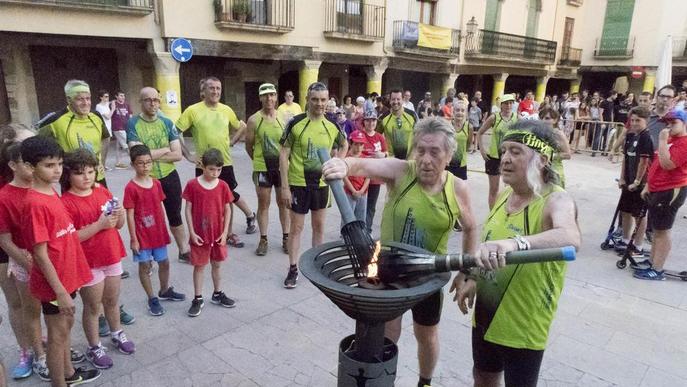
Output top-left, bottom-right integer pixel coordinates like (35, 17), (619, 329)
(366, 241), (381, 278)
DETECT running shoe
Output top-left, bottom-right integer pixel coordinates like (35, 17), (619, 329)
(111, 331), (135, 355)
(228, 233), (245, 248)
(178, 251), (190, 264)
(86, 345), (113, 369)
(120, 270), (130, 279)
(246, 212), (257, 234)
(633, 268), (665, 281)
(33, 354), (49, 381)
(211, 291), (236, 308)
(71, 348), (86, 364)
(613, 240), (628, 253)
(188, 297), (204, 317)
(11, 350), (33, 379)
(65, 367), (101, 385)
(148, 297), (165, 316)
(119, 305), (135, 325)
(284, 268), (298, 289)
(98, 315), (110, 337)
(159, 286), (185, 301)
(255, 238), (268, 256)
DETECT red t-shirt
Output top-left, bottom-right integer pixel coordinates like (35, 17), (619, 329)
(24, 189), (92, 302)
(648, 135), (687, 192)
(360, 130), (387, 185)
(0, 184), (30, 250)
(62, 185), (126, 268)
(518, 99), (535, 115)
(122, 179), (170, 249)
(182, 178), (234, 244)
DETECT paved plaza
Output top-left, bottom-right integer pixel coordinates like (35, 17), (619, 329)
(2, 144), (687, 387)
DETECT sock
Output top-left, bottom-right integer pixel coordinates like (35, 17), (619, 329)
(261, 235), (268, 241)
(195, 295), (203, 300)
(111, 330), (123, 339)
(289, 264), (297, 271)
(418, 377), (432, 387)
(213, 290), (222, 296)
(283, 233), (289, 239)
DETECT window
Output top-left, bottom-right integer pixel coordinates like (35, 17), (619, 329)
(411, 0), (436, 25)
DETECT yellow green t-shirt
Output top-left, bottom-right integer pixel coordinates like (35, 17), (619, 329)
(251, 111), (284, 172)
(277, 102), (303, 124)
(175, 101), (240, 166)
(487, 112), (518, 159)
(450, 121), (470, 169)
(38, 107), (109, 181)
(377, 108), (418, 160)
(279, 113), (346, 187)
(126, 115), (179, 179)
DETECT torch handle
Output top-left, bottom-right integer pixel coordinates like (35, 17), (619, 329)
(440, 246), (576, 272)
(317, 148), (357, 224)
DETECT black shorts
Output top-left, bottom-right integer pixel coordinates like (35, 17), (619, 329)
(41, 292), (77, 315)
(647, 187), (687, 231)
(446, 164), (467, 180)
(196, 166), (240, 202)
(0, 248), (8, 264)
(618, 187), (646, 218)
(485, 157), (501, 176)
(472, 327), (544, 387)
(411, 290), (443, 326)
(290, 186), (329, 215)
(253, 170), (281, 188)
(159, 170), (183, 227)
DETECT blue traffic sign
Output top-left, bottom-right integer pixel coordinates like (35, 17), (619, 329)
(170, 38), (193, 62)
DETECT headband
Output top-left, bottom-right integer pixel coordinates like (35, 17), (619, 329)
(66, 84), (91, 99)
(501, 130), (555, 161)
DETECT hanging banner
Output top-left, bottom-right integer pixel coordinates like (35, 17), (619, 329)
(417, 23), (452, 50)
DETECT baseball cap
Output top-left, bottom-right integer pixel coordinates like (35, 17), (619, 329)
(363, 108), (378, 120)
(660, 109), (687, 123)
(258, 83), (277, 96)
(350, 130), (366, 143)
(500, 94), (516, 104)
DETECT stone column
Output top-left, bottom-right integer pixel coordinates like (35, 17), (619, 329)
(365, 61), (388, 96)
(442, 73), (459, 96)
(535, 76), (550, 102)
(0, 43), (39, 124)
(299, 60), (322, 108)
(642, 68), (656, 93)
(491, 73), (509, 108)
(152, 52), (182, 122)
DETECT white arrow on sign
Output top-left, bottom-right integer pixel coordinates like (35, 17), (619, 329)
(174, 45), (191, 56)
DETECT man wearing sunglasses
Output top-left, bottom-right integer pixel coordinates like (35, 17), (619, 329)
(648, 85), (677, 150)
(377, 88), (418, 160)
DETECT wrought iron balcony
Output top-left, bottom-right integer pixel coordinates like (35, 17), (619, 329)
(392, 20), (460, 57)
(323, 0), (385, 42)
(214, 0), (294, 33)
(464, 29), (557, 64)
(0, 0), (153, 14)
(673, 37), (687, 61)
(559, 46), (582, 66)
(594, 36), (635, 58)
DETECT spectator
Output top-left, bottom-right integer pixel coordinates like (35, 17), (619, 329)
(517, 90), (536, 116)
(402, 90), (415, 111)
(342, 95), (354, 120)
(647, 85), (677, 149)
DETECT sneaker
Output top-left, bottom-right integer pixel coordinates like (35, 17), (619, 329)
(119, 305), (135, 325)
(71, 348), (85, 364)
(633, 268), (666, 281)
(11, 350), (33, 379)
(453, 220), (463, 232)
(613, 240), (628, 253)
(98, 315), (110, 337)
(178, 251), (190, 264)
(284, 268), (298, 289)
(631, 259), (652, 271)
(111, 331), (135, 355)
(282, 236), (289, 254)
(148, 297), (165, 316)
(115, 163), (128, 170)
(120, 270), (130, 279)
(33, 355), (49, 381)
(255, 238), (268, 256)
(159, 286), (186, 301)
(227, 233), (245, 248)
(65, 367), (101, 385)
(628, 247), (649, 259)
(246, 212), (257, 234)
(211, 291), (236, 308)
(86, 345), (113, 369)
(188, 297), (204, 317)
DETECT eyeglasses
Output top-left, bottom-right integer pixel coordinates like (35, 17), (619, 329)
(135, 160), (153, 166)
(142, 98), (161, 104)
(658, 94), (674, 99)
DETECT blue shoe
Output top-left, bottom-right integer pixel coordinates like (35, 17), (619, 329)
(98, 315), (110, 337)
(148, 297), (165, 316)
(614, 240), (628, 253)
(159, 286), (185, 301)
(630, 259), (652, 271)
(119, 305), (136, 325)
(633, 268), (665, 281)
(11, 350), (33, 379)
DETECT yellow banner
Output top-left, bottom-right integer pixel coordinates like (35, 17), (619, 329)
(417, 23), (452, 50)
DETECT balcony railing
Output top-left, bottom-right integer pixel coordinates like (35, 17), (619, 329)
(0, 0), (153, 14)
(594, 36), (635, 58)
(323, 0), (385, 42)
(214, 0), (294, 33)
(464, 29), (557, 64)
(673, 37), (687, 61)
(392, 20), (460, 57)
(559, 46), (582, 66)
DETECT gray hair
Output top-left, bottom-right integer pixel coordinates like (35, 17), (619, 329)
(411, 117), (457, 156)
(64, 79), (90, 99)
(199, 76), (221, 98)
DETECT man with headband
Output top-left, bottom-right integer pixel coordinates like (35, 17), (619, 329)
(451, 120), (580, 387)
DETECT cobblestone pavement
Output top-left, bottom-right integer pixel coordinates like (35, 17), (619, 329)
(2, 143), (687, 386)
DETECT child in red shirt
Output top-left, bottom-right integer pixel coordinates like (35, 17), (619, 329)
(61, 149), (134, 369)
(20, 136), (101, 385)
(0, 140), (47, 379)
(123, 145), (185, 316)
(182, 148), (235, 317)
(343, 131), (370, 228)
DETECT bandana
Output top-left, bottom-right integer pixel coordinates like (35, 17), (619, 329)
(501, 130), (555, 161)
(66, 84), (91, 99)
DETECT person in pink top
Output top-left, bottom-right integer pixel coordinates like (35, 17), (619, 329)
(110, 91), (132, 169)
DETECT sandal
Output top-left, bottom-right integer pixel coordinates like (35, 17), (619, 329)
(227, 233), (245, 248)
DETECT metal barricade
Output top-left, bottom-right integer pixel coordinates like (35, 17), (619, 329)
(560, 118), (626, 155)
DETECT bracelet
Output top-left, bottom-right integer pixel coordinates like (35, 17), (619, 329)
(512, 235), (531, 251)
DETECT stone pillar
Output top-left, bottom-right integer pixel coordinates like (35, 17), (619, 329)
(442, 73), (459, 96)
(365, 61), (388, 96)
(152, 52), (182, 122)
(299, 60), (322, 108)
(535, 76), (549, 102)
(569, 75), (582, 94)
(643, 68), (656, 93)
(0, 43), (40, 124)
(491, 73), (509, 108)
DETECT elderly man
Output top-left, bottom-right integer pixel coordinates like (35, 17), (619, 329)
(126, 87), (191, 264)
(176, 76), (257, 248)
(454, 120), (580, 387)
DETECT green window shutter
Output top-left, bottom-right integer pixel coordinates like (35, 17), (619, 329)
(599, 0), (635, 55)
(525, 0), (541, 38)
(484, 0), (501, 31)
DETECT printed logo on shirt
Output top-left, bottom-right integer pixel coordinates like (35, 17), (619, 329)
(55, 223), (76, 238)
(142, 215), (156, 228)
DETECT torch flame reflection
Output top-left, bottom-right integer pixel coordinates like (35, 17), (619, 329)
(367, 241), (381, 278)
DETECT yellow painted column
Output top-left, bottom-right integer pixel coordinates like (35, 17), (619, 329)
(643, 68), (656, 93)
(365, 62), (387, 96)
(535, 76), (549, 102)
(491, 73), (509, 108)
(299, 60), (322, 109)
(152, 53), (182, 122)
(569, 76), (581, 94)
(443, 73), (459, 96)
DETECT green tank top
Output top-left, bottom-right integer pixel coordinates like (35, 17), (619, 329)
(380, 161), (461, 254)
(252, 111), (284, 172)
(551, 156), (565, 188)
(487, 112), (518, 159)
(450, 121), (470, 168)
(474, 185), (567, 350)
(379, 109), (417, 160)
